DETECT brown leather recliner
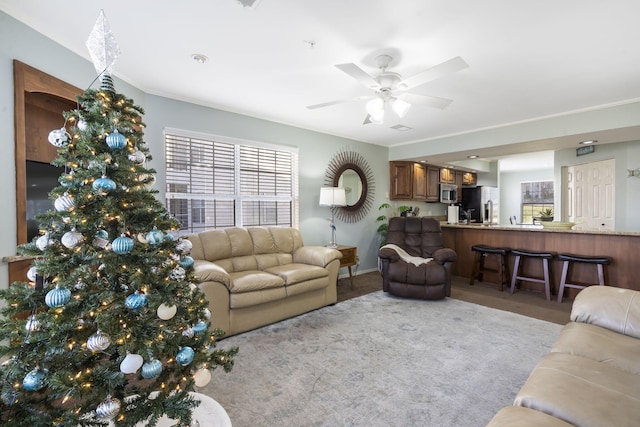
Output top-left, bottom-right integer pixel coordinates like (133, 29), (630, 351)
(378, 217), (457, 300)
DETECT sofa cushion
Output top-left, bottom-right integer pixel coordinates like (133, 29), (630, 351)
(264, 264), (328, 286)
(551, 321), (640, 375)
(571, 286), (640, 339)
(514, 352), (640, 427)
(486, 406), (574, 427)
(228, 271), (284, 292)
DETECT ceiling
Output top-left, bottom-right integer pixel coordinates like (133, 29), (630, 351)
(3, 0), (640, 168)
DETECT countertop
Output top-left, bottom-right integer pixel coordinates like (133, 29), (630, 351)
(440, 221), (640, 237)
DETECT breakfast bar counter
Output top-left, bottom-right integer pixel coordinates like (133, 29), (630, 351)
(440, 222), (640, 296)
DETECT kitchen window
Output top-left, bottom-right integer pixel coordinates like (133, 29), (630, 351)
(165, 130), (298, 233)
(521, 180), (554, 224)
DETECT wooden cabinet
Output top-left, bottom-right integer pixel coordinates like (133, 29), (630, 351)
(439, 168), (455, 184)
(389, 161), (427, 200)
(455, 170), (464, 202)
(426, 166), (440, 202)
(389, 161), (413, 199)
(462, 172), (477, 186)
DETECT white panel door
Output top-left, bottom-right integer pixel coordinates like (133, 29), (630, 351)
(565, 159), (615, 230)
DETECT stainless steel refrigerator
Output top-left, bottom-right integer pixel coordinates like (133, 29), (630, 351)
(461, 186), (500, 224)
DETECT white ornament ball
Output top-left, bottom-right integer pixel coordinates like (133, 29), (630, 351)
(25, 315), (40, 332)
(194, 368), (212, 387)
(54, 194), (74, 212)
(170, 266), (186, 281)
(48, 127), (69, 147)
(120, 353), (144, 374)
(128, 150), (146, 164)
(176, 238), (193, 254)
(36, 233), (52, 251)
(27, 266), (38, 282)
(157, 303), (177, 320)
(95, 395), (121, 421)
(87, 331), (111, 352)
(61, 229), (83, 248)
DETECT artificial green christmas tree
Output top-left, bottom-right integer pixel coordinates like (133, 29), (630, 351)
(0, 17), (237, 423)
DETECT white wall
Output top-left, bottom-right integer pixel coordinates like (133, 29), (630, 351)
(500, 169), (555, 225)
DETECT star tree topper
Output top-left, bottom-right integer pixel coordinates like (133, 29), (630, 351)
(86, 9), (121, 77)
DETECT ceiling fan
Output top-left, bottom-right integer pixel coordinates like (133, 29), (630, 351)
(307, 54), (468, 124)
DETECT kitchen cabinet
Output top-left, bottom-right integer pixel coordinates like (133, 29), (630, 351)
(462, 172), (477, 186)
(439, 168), (455, 184)
(426, 166), (440, 202)
(455, 170), (463, 202)
(389, 161), (431, 201)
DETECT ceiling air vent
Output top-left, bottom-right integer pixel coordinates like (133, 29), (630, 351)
(390, 124), (412, 131)
(237, 0), (262, 9)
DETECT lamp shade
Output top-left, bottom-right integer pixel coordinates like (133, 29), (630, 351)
(391, 97), (411, 118)
(319, 187), (347, 207)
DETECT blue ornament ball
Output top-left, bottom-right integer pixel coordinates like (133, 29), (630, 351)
(179, 256), (194, 269)
(112, 235), (134, 254)
(141, 359), (163, 379)
(92, 176), (117, 193)
(192, 321), (207, 335)
(105, 130), (126, 150)
(176, 346), (195, 366)
(23, 368), (46, 391)
(45, 286), (71, 308)
(146, 229), (164, 245)
(125, 291), (148, 310)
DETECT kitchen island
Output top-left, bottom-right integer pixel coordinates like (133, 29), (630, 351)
(441, 222), (640, 298)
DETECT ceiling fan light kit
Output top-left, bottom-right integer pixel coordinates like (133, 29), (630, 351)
(308, 54), (468, 125)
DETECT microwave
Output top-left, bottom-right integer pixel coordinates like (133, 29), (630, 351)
(440, 184), (458, 203)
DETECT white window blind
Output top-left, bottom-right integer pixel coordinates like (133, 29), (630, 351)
(165, 132), (298, 233)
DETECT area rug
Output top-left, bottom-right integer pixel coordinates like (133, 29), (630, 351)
(200, 291), (563, 427)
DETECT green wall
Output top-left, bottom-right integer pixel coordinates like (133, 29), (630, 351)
(0, 12), (389, 290)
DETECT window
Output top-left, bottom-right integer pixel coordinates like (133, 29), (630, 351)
(521, 181), (554, 224)
(165, 130), (298, 233)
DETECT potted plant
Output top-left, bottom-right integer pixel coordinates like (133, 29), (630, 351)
(538, 208), (554, 222)
(376, 203), (411, 247)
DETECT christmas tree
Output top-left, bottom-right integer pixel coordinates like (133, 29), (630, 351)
(0, 13), (237, 426)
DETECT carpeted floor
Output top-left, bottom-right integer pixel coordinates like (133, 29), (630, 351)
(337, 272), (572, 325)
(206, 290), (563, 427)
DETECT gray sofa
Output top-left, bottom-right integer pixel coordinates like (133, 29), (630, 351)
(487, 285), (640, 426)
(185, 226), (342, 338)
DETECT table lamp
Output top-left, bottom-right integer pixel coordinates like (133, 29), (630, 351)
(319, 187), (347, 248)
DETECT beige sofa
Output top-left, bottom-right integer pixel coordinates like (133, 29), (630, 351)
(185, 226), (342, 338)
(487, 285), (640, 426)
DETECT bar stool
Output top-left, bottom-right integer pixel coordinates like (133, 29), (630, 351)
(470, 245), (511, 291)
(557, 253), (611, 303)
(510, 249), (556, 301)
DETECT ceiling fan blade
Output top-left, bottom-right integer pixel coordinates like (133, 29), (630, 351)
(400, 56), (469, 90)
(335, 63), (381, 89)
(306, 99), (351, 110)
(402, 93), (453, 110)
(307, 95), (374, 110)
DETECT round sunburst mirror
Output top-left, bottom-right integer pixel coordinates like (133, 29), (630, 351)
(324, 149), (375, 223)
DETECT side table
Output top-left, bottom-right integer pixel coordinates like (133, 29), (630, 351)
(336, 245), (357, 289)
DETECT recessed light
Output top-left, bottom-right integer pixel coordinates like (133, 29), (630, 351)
(579, 140), (597, 145)
(191, 54), (208, 64)
(467, 155), (479, 159)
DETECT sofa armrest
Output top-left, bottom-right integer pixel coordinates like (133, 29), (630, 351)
(432, 248), (457, 265)
(193, 260), (231, 289)
(293, 246), (342, 268)
(571, 286), (640, 339)
(378, 247), (400, 262)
